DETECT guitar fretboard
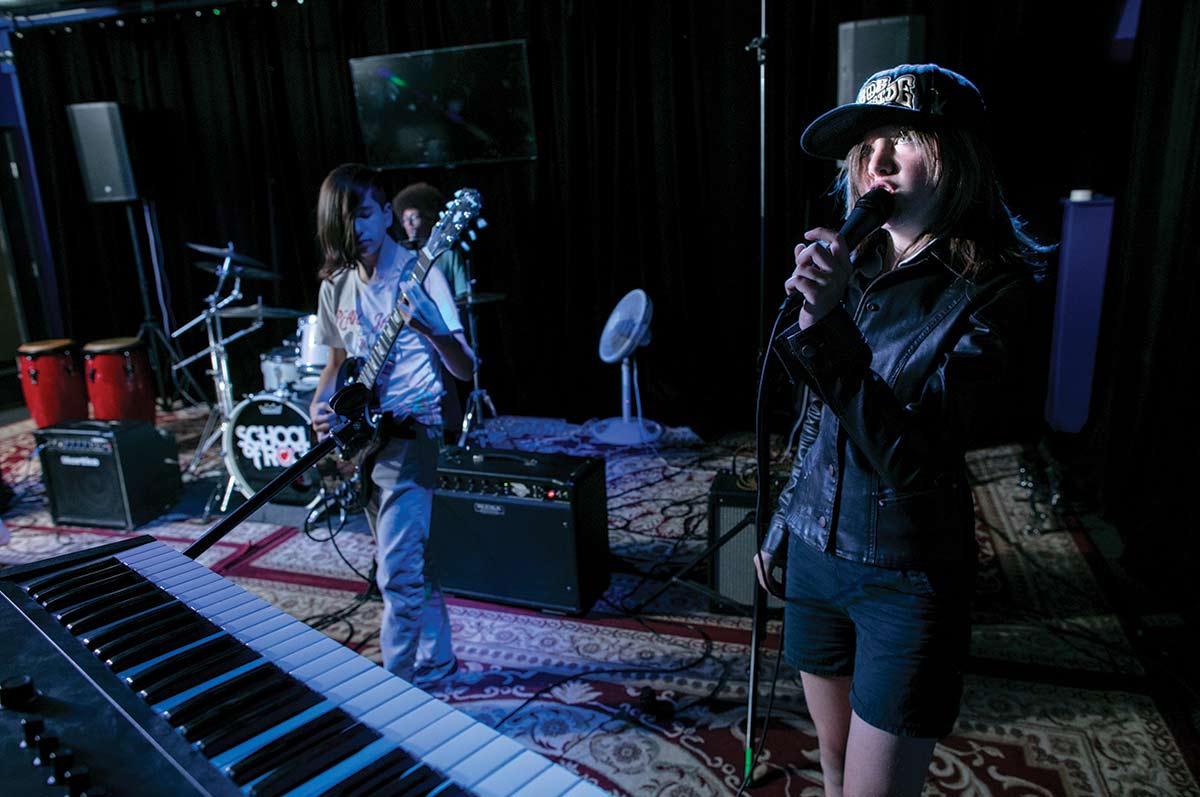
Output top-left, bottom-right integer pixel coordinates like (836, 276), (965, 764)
(356, 250), (432, 389)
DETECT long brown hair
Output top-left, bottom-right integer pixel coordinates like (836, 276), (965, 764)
(839, 128), (1050, 280)
(316, 164), (396, 280)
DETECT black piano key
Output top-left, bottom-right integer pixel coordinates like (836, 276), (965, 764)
(24, 556), (127, 597)
(31, 560), (128, 603)
(122, 634), (242, 688)
(314, 748), (421, 797)
(41, 570), (144, 613)
(107, 621), (222, 673)
(94, 611), (216, 662)
(196, 689), (326, 756)
(381, 764), (447, 797)
(139, 643), (261, 703)
(165, 663), (284, 727)
(62, 586), (172, 634)
(226, 709), (356, 785)
(82, 602), (193, 651)
(180, 677), (310, 741)
(247, 723), (381, 797)
(432, 784), (470, 797)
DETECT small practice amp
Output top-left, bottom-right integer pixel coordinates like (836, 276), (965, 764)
(35, 420), (181, 530)
(708, 470), (783, 610)
(429, 447), (609, 615)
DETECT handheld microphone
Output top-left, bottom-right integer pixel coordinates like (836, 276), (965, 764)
(780, 186), (896, 312)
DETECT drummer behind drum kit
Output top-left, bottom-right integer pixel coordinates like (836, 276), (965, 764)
(173, 242), (327, 515)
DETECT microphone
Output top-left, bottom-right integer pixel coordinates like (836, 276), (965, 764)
(780, 186), (896, 312)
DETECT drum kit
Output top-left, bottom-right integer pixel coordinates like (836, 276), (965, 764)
(172, 242), (324, 515)
(172, 241), (504, 516)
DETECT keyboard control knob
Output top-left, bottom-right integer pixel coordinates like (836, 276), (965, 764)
(32, 733), (58, 765)
(20, 717), (44, 748)
(0, 675), (40, 710)
(47, 746), (74, 785)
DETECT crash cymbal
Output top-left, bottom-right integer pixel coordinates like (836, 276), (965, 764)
(186, 242), (270, 269)
(216, 305), (308, 320)
(455, 291), (507, 308)
(194, 261), (281, 282)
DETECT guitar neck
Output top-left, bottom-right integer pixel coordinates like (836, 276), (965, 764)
(356, 249), (432, 390)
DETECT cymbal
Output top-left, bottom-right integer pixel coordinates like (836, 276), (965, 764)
(217, 305), (308, 320)
(186, 242), (270, 269)
(456, 291), (507, 308)
(194, 261), (281, 282)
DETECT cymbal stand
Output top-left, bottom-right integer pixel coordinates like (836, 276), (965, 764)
(171, 245), (264, 512)
(457, 254), (497, 447)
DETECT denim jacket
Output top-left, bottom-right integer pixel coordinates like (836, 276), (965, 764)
(763, 241), (1034, 569)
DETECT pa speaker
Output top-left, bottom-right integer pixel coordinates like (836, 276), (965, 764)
(35, 420), (180, 529)
(66, 102), (139, 203)
(837, 16), (926, 106)
(428, 448), (609, 615)
(708, 471), (782, 610)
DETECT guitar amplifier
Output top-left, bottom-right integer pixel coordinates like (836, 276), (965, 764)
(708, 470), (783, 609)
(35, 420), (181, 529)
(428, 447), (609, 615)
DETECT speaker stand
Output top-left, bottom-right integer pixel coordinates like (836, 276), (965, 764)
(125, 200), (207, 411)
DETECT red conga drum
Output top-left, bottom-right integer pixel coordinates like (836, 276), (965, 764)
(83, 337), (156, 424)
(15, 339), (88, 428)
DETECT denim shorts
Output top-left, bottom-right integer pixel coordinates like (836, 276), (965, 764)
(783, 537), (974, 738)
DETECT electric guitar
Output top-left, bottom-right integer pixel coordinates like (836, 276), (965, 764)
(329, 188), (483, 455)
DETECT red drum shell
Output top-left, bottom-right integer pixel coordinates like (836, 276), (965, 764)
(83, 337), (156, 424)
(15, 339), (88, 428)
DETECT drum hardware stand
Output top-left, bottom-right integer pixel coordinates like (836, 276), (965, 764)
(171, 249), (265, 515)
(124, 199), (205, 410)
(457, 254), (497, 447)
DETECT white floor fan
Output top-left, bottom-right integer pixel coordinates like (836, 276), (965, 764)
(591, 288), (663, 445)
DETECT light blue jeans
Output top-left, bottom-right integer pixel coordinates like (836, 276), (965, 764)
(364, 426), (455, 682)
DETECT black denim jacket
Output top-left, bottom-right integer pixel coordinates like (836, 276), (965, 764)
(763, 242), (1034, 569)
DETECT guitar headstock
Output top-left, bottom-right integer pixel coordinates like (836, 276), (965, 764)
(423, 188), (485, 262)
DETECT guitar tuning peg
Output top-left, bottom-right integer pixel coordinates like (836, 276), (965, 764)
(461, 241), (471, 252)
(467, 230), (477, 241)
(476, 218), (488, 229)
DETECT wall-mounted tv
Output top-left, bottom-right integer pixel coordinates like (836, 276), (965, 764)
(349, 39), (538, 169)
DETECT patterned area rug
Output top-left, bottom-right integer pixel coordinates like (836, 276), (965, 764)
(1, 408), (1197, 796)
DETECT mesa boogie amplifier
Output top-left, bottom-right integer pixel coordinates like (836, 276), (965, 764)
(428, 447), (609, 615)
(34, 419), (181, 529)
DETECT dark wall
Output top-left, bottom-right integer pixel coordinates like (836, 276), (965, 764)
(10, 0), (1137, 439)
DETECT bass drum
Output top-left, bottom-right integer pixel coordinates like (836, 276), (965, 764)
(224, 393), (323, 508)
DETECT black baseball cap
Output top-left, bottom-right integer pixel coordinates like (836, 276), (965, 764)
(800, 63), (988, 160)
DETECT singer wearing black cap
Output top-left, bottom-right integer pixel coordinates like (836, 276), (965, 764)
(753, 64), (1050, 796)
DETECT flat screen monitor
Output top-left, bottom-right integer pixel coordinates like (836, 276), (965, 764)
(349, 39), (538, 169)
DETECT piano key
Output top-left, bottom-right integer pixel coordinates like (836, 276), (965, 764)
(246, 721), (381, 797)
(139, 642), (261, 703)
(200, 697), (331, 759)
(63, 586), (173, 634)
(227, 708), (359, 784)
(164, 662), (285, 726)
(24, 555), (127, 597)
(305, 746), (421, 797)
(103, 620), (221, 671)
(39, 568), (142, 611)
(438, 735), (526, 790)
(472, 751), (552, 797)
(81, 601), (194, 650)
(509, 765), (586, 797)
(419, 721), (502, 774)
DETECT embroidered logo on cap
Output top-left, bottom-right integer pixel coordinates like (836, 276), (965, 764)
(857, 73), (919, 109)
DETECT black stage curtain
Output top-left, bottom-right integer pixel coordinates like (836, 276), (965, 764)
(10, 0), (1137, 442)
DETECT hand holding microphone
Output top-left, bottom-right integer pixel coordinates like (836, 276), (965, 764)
(781, 187), (896, 322)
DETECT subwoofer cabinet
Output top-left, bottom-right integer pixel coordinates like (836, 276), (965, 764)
(428, 447), (609, 615)
(35, 420), (180, 530)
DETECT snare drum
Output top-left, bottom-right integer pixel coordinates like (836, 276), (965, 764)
(15, 339), (88, 428)
(259, 346), (301, 392)
(83, 337), (156, 424)
(224, 392), (322, 507)
(296, 315), (329, 375)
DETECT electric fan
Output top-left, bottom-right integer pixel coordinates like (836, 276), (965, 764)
(591, 289), (663, 445)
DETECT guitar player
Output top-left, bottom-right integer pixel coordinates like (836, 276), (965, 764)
(308, 164), (474, 685)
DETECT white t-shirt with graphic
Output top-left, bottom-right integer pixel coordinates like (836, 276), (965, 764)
(315, 236), (463, 425)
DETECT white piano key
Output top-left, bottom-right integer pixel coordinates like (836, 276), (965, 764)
(219, 603), (281, 635)
(189, 589), (260, 622)
(509, 765), (584, 797)
(473, 750), (553, 797)
(274, 635), (343, 670)
(302, 656), (376, 694)
(399, 710), (475, 758)
(340, 677), (413, 717)
(443, 735), (526, 789)
(360, 684), (434, 731)
(288, 645), (360, 684)
(243, 620), (314, 653)
(420, 721), (502, 773)
(561, 781), (613, 797)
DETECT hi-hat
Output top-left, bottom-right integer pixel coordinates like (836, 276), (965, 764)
(186, 242), (270, 269)
(455, 291), (507, 308)
(194, 261), (281, 282)
(217, 305), (307, 320)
